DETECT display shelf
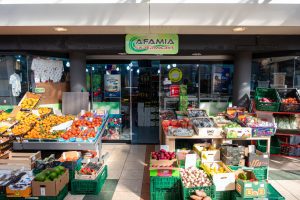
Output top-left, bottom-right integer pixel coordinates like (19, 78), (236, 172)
(253, 101), (300, 115)
(276, 132), (300, 136)
(13, 119), (108, 152)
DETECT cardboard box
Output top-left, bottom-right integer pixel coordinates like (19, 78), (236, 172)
(236, 171), (267, 198)
(246, 150), (269, 167)
(202, 150), (221, 163)
(202, 162), (235, 191)
(193, 143), (210, 155)
(224, 127), (252, 139)
(0, 151), (41, 170)
(32, 170), (69, 196)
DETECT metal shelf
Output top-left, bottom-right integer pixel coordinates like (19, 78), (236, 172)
(13, 120), (107, 151)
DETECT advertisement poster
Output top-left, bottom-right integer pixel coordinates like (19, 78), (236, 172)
(104, 74), (121, 98)
(212, 65), (232, 93)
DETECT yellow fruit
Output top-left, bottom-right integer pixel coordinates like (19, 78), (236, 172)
(0, 112), (9, 121)
(21, 98), (39, 109)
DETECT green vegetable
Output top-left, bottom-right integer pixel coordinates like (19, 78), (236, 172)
(35, 174), (46, 182)
(49, 172), (58, 181)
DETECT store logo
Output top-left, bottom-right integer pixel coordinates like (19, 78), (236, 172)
(126, 34), (178, 55)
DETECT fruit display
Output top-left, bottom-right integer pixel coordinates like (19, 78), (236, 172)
(180, 167), (212, 188)
(202, 162), (226, 174)
(259, 97), (275, 103)
(168, 127), (194, 136)
(282, 97), (299, 104)
(20, 114), (38, 126)
(190, 190), (212, 200)
(15, 111), (28, 121)
(162, 118), (192, 133)
(38, 107), (52, 116)
(238, 114), (274, 128)
(61, 127), (96, 141)
(0, 112), (9, 121)
(0, 125), (9, 133)
(34, 166), (66, 182)
(213, 116), (232, 126)
(223, 122), (252, 139)
(191, 118), (215, 128)
(226, 107), (246, 118)
(25, 115), (74, 139)
(151, 149), (176, 160)
(160, 110), (176, 120)
(20, 98), (39, 109)
(11, 123), (32, 135)
(79, 162), (103, 175)
(188, 109), (208, 118)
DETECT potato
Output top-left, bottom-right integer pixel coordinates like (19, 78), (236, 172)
(190, 195), (202, 200)
(196, 190), (207, 197)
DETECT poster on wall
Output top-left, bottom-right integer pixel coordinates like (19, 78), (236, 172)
(104, 74), (121, 98)
(212, 65), (232, 93)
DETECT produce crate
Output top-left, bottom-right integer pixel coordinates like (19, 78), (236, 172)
(37, 185), (68, 200)
(277, 88), (300, 112)
(178, 159), (201, 169)
(228, 166), (268, 181)
(181, 180), (215, 200)
(232, 183), (285, 200)
(150, 176), (180, 192)
(214, 191), (232, 200)
(257, 137), (281, 154)
(71, 165), (107, 195)
(150, 159), (179, 177)
(0, 151), (41, 170)
(280, 143), (300, 157)
(255, 88), (280, 112)
(151, 190), (181, 200)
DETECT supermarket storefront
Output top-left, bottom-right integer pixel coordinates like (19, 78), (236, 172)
(0, 34), (299, 144)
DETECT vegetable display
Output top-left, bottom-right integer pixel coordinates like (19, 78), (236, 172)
(188, 109), (208, 118)
(282, 97), (299, 104)
(34, 166), (66, 182)
(151, 149), (176, 160)
(190, 190), (212, 200)
(180, 167), (212, 188)
(191, 118), (214, 128)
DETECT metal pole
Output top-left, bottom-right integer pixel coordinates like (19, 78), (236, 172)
(198, 65), (201, 108)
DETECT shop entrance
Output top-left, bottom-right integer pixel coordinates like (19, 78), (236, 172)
(86, 55), (233, 144)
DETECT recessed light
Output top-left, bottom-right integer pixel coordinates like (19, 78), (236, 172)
(54, 27), (68, 32)
(233, 27), (247, 32)
(192, 52), (202, 56)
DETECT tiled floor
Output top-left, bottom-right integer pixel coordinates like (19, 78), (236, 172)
(65, 144), (300, 200)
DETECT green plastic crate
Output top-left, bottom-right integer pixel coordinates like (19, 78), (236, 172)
(181, 180), (215, 200)
(38, 185), (68, 200)
(214, 191), (232, 200)
(258, 137), (281, 154)
(151, 190), (181, 200)
(255, 88), (280, 112)
(150, 176), (180, 192)
(228, 166), (268, 181)
(232, 183), (285, 200)
(71, 165), (107, 195)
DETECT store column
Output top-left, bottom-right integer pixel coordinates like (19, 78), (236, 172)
(232, 52), (252, 107)
(69, 52), (87, 92)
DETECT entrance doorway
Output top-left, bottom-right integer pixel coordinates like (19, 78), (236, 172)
(86, 55), (233, 144)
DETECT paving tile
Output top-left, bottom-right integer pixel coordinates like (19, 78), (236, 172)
(65, 194), (84, 200)
(269, 180), (300, 200)
(120, 169), (144, 180)
(107, 169), (123, 179)
(112, 191), (141, 200)
(101, 179), (119, 192)
(124, 161), (146, 170)
(106, 161), (126, 171)
(269, 170), (300, 180)
(126, 154), (146, 162)
(115, 179), (143, 194)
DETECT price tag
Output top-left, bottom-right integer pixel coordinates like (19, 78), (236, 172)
(160, 145), (169, 151)
(185, 154), (196, 169)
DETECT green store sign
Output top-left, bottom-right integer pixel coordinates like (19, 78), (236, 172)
(125, 34), (179, 55)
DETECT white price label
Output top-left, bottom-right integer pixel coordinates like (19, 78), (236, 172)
(40, 187), (46, 196)
(185, 154), (197, 169)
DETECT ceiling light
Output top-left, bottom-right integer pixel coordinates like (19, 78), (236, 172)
(137, 69), (140, 74)
(66, 61), (70, 67)
(167, 65), (171, 69)
(172, 64), (177, 68)
(157, 69), (161, 74)
(233, 27), (247, 32)
(54, 27), (68, 32)
(116, 67), (120, 71)
(192, 53), (202, 56)
(126, 65), (130, 70)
